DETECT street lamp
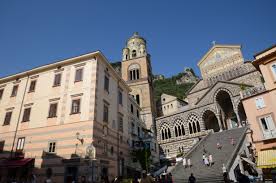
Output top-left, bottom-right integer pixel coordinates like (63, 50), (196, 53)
(86, 143), (96, 182)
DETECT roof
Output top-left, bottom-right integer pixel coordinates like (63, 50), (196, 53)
(254, 44), (276, 58)
(0, 50), (131, 92)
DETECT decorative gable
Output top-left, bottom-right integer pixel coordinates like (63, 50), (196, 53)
(198, 45), (244, 79)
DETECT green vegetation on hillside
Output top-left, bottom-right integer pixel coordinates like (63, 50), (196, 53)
(153, 77), (194, 102)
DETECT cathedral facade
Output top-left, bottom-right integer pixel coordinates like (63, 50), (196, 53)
(156, 44), (263, 158)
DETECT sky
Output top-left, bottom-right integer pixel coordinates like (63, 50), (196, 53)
(0, 0), (276, 78)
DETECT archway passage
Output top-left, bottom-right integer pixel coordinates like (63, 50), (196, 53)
(238, 102), (247, 125)
(216, 90), (237, 130)
(203, 110), (220, 132)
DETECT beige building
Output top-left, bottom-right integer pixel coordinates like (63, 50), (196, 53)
(0, 49), (151, 182)
(241, 45), (276, 177)
(159, 93), (187, 116)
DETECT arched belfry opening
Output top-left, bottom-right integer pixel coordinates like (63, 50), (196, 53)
(215, 90), (237, 130)
(202, 110), (220, 132)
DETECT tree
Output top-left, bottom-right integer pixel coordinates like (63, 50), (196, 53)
(132, 147), (152, 172)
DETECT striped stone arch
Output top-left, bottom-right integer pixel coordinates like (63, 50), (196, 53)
(213, 87), (234, 104)
(200, 106), (217, 121)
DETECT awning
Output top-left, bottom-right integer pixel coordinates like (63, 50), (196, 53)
(0, 158), (34, 168)
(257, 150), (276, 169)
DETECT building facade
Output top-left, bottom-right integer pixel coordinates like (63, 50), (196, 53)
(0, 50), (152, 182)
(156, 44), (263, 158)
(241, 45), (276, 178)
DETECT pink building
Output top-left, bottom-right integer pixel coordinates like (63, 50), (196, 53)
(241, 45), (276, 179)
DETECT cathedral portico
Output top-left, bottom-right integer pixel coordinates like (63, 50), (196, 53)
(156, 44), (263, 158)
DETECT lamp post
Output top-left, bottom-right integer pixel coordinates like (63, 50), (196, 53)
(86, 143), (96, 182)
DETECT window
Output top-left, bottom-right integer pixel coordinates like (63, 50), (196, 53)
(138, 127), (140, 137)
(255, 97), (265, 109)
(48, 141), (56, 153)
(48, 103), (58, 118)
(103, 141), (107, 154)
(3, 111), (12, 126)
(103, 104), (109, 123)
(136, 94), (140, 105)
(75, 68), (83, 82)
(136, 110), (139, 118)
(118, 90), (123, 105)
(259, 115), (276, 139)
(22, 108), (31, 122)
(104, 75), (109, 92)
(118, 114), (123, 132)
(11, 85), (18, 97)
(0, 140), (4, 153)
(16, 137), (25, 151)
(29, 80), (36, 92)
(71, 99), (81, 114)
(110, 146), (114, 155)
(53, 73), (62, 86)
(272, 64), (276, 79)
(0, 89), (4, 100)
(131, 104), (134, 113)
(132, 50), (137, 58)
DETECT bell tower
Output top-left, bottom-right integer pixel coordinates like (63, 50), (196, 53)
(121, 32), (156, 132)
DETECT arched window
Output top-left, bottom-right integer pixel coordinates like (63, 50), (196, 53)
(272, 64), (276, 79)
(178, 126), (182, 136)
(175, 126), (178, 137)
(193, 122), (197, 133)
(132, 50), (137, 58)
(189, 123), (193, 134)
(168, 129), (171, 138)
(130, 104), (134, 113)
(196, 121), (201, 132)
(187, 114), (200, 134)
(161, 130), (164, 140)
(181, 125), (185, 136)
(128, 64), (140, 81)
(136, 94), (140, 105)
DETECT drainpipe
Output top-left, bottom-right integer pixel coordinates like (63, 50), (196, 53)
(10, 74), (30, 158)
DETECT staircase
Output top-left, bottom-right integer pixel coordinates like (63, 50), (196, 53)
(172, 127), (247, 183)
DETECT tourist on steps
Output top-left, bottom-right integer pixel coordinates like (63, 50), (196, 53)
(188, 173), (196, 183)
(209, 154), (213, 166)
(204, 156), (209, 166)
(187, 158), (191, 168)
(202, 154), (206, 164)
(183, 157), (187, 168)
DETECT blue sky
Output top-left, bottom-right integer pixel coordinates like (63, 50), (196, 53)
(0, 0), (275, 78)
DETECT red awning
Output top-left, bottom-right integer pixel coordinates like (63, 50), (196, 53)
(0, 158), (34, 168)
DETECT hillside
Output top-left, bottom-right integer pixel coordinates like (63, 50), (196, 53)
(109, 61), (195, 102)
(153, 75), (195, 102)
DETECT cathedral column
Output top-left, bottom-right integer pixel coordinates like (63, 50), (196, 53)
(234, 109), (242, 128)
(216, 114), (223, 132)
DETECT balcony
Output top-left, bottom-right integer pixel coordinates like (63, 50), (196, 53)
(241, 84), (266, 99)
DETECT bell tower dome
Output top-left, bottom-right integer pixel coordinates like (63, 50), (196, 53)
(122, 32), (147, 61)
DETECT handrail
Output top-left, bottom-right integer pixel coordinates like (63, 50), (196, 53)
(225, 127), (248, 171)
